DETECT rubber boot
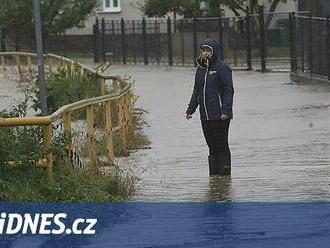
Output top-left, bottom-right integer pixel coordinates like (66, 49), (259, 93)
(208, 154), (231, 176)
(208, 155), (220, 176)
(221, 153), (231, 176)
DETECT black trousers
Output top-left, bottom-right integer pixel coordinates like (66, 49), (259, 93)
(201, 120), (231, 157)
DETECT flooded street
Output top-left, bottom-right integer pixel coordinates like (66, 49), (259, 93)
(2, 64), (330, 202)
(109, 65), (330, 201)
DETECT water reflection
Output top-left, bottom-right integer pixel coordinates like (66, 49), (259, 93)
(207, 176), (232, 201)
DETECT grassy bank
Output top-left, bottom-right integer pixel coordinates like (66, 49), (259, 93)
(0, 66), (149, 202)
(0, 166), (136, 201)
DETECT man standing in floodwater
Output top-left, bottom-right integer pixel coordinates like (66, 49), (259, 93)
(186, 38), (234, 176)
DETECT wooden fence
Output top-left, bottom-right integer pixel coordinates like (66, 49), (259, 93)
(0, 52), (134, 181)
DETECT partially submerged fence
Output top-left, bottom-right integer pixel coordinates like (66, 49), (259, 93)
(0, 52), (134, 181)
(290, 14), (330, 80)
(94, 9), (306, 71)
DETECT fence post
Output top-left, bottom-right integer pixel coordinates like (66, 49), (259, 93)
(113, 79), (120, 92)
(63, 112), (72, 168)
(15, 55), (22, 82)
(117, 97), (127, 155)
(300, 17), (305, 72)
(111, 20), (115, 62)
(1, 56), (7, 79)
(93, 21), (98, 62)
(180, 21), (185, 65)
(126, 91), (133, 136)
(122, 95), (129, 138)
(121, 18), (126, 64)
(105, 101), (114, 165)
(94, 24), (100, 63)
(218, 18), (224, 61)
(155, 20), (161, 64)
(27, 56), (33, 76)
(43, 124), (53, 182)
(101, 18), (106, 62)
(258, 5), (266, 72)
(100, 78), (106, 95)
(63, 112), (71, 135)
(142, 17), (148, 65)
(132, 21), (137, 64)
(292, 13), (297, 72)
(193, 18), (198, 66)
(289, 12), (297, 72)
(167, 17), (173, 66)
(308, 13), (313, 76)
(87, 105), (97, 170)
(246, 7), (252, 70)
(327, 16), (330, 80)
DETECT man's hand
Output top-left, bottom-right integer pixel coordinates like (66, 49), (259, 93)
(220, 114), (230, 120)
(186, 113), (192, 120)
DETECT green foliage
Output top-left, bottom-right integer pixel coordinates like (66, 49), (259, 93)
(143, 0), (290, 18)
(0, 125), (43, 167)
(0, 98), (140, 202)
(33, 67), (101, 115)
(0, 166), (136, 201)
(0, 62), (149, 202)
(0, 107), (141, 202)
(0, 0), (34, 44)
(0, 105), (70, 168)
(144, 0), (202, 18)
(0, 100), (43, 166)
(0, 0), (97, 47)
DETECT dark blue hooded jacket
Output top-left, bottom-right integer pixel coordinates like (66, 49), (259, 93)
(186, 38), (234, 120)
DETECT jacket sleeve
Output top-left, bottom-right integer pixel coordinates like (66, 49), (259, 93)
(219, 65), (234, 116)
(186, 73), (199, 115)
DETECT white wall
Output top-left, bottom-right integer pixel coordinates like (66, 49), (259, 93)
(65, 0), (297, 35)
(66, 0), (145, 35)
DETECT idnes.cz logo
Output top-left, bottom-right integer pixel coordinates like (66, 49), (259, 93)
(0, 212), (97, 235)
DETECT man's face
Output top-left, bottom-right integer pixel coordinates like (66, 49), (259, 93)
(201, 47), (212, 60)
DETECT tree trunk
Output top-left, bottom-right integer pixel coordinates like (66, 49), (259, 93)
(265, 0), (281, 30)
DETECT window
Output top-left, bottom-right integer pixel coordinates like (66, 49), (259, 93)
(103, 0), (121, 12)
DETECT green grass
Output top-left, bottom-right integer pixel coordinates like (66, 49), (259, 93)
(0, 165), (136, 202)
(0, 63), (150, 202)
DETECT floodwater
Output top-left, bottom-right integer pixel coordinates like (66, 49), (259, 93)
(0, 67), (36, 116)
(108, 65), (330, 202)
(2, 63), (330, 202)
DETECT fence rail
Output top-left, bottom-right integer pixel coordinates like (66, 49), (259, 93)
(0, 52), (134, 181)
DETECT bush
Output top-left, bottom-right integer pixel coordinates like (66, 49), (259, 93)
(32, 67), (102, 115)
(0, 166), (136, 202)
(0, 67), (149, 202)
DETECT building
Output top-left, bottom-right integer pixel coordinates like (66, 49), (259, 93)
(297, 0), (330, 16)
(67, 0), (145, 35)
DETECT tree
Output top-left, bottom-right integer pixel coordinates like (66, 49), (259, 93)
(143, 0), (203, 18)
(143, 0), (295, 32)
(0, 0), (97, 50)
(144, 0), (292, 19)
